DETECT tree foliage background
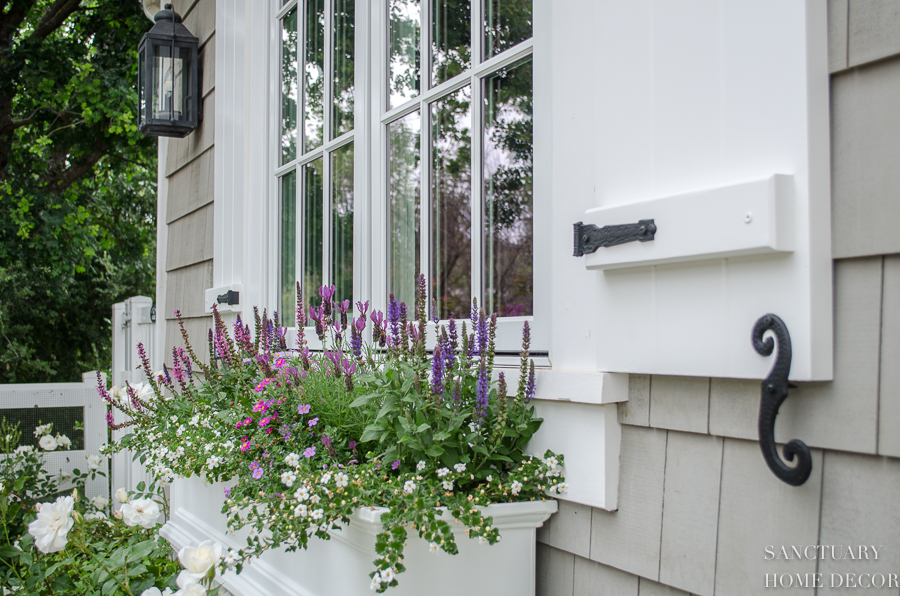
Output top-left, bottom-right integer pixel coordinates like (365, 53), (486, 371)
(0, 0), (155, 383)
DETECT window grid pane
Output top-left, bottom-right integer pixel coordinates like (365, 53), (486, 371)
(281, 172), (298, 325)
(483, 0), (532, 60)
(483, 57), (533, 317)
(332, 143), (354, 305)
(333, 0), (355, 137)
(431, 86), (471, 319)
(281, 9), (298, 164)
(303, 158), (325, 309)
(304, 0), (325, 153)
(389, 0), (421, 108)
(431, 0), (471, 87)
(389, 110), (422, 306)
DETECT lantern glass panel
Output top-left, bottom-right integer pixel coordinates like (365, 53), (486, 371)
(152, 43), (193, 121)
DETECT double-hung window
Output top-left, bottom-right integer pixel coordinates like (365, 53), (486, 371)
(277, 0), (357, 325)
(277, 0), (536, 350)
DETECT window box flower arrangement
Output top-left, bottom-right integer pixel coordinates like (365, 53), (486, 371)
(103, 276), (565, 594)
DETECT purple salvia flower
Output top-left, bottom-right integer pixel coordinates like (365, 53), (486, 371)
(431, 344), (444, 399)
(470, 300), (479, 354)
(475, 360), (489, 424)
(387, 293), (401, 347)
(477, 308), (488, 359)
(525, 361), (537, 401)
(96, 371), (112, 404)
(125, 383), (143, 413)
(105, 412), (115, 428)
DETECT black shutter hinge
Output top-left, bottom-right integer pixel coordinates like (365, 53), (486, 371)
(217, 290), (240, 306)
(573, 220), (657, 257)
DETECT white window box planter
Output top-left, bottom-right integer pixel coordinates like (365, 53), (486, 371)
(161, 476), (558, 596)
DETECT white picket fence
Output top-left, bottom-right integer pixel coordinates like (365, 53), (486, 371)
(0, 373), (109, 502)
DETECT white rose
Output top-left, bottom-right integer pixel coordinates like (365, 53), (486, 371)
(39, 435), (58, 451)
(33, 423), (52, 438)
(86, 454), (103, 470)
(92, 496), (109, 510)
(27, 496), (74, 553)
(56, 434), (72, 449)
(142, 588), (175, 596)
(120, 498), (160, 529)
(84, 511), (108, 521)
(178, 540), (222, 579)
(15, 445), (34, 455)
(115, 488), (128, 503)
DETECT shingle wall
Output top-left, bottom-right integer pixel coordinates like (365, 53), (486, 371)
(161, 0), (216, 366)
(538, 1), (900, 593)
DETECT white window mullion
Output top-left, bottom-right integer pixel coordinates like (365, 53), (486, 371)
(470, 72), (483, 311)
(324, 0), (334, 144)
(471, 0), (482, 66)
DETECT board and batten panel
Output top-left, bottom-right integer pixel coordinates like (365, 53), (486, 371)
(570, 0), (832, 380)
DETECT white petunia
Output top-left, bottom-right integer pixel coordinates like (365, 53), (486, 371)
(310, 508), (324, 520)
(428, 542), (439, 553)
(189, 414), (200, 427)
(222, 549), (240, 569)
(453, 463), (466, 473)
(280, 470), (297, 487)
(436, 467), (450, 478)
(370, 573), (382, 590)
(86, 454), (103, 470)
(28, 496), (75, 553)
(320, 473), (332, 485)
(284, 453), (300, 468)
(380, 568), (395, 582)
(310, 494), (321, 504)
(335, 473), (349, 488)
(510, 480), (523, 495)
(441, 480), (453, 491)
(403, 480), (416, 494)
(294, 486), (310, 502)
(293, 503), (308, 518)
(486, 475), (493, 483)
(555, 482), (569, 494)
(416, 460), (426, 471)
(39, 435), (58, 451)
(478, 536), (488, 544)
(543, 456), (559, 469)
(120, 498), (160, 529)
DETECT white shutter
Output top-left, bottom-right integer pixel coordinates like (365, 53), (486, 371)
(572, 0), (832, 381)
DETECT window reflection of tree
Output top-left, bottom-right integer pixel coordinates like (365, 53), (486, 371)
(305, 0), (325, 152)
(432, 0), (470, 86)
(432, 87), (471, 319)
(281, 10), (298, 163)
(390, 0), (420, 107)
(332, 144), (354, 304)
(389, 113), (421, 307)
(485, 59), (532, 317)
(333, 0), (355, 137)
(484, 0), (532, 59)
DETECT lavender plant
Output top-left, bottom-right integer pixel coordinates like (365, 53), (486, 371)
(101, 276), (565, 592)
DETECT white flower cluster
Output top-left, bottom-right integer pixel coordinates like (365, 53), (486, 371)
(370, 567), (396, 590)
(32, 423), (72, 452)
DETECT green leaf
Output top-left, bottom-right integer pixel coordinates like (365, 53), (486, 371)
(350, 393), (376, 408)
(126, 539), (156, 563)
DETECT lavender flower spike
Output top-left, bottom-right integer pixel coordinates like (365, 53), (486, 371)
(430, 344), (444, 401)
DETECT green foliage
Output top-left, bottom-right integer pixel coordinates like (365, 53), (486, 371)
(0, 0), (157, 383)
(104, 278), (565, 592)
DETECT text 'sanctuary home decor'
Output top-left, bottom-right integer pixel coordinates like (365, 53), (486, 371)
(100, 275), (564, 594)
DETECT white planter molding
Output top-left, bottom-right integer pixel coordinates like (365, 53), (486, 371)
(161, 476), (558, 596)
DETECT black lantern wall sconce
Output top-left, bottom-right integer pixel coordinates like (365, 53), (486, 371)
(137, 4), (201, 138)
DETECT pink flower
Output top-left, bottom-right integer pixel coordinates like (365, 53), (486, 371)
(303, 447), (316, 458)
(297, 404), (311, 415)
(308, 417), (319, 427)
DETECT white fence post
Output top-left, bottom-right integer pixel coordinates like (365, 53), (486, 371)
(110, 296), (156, 498)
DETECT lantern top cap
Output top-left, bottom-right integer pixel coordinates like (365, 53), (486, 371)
(154, 4), (183, 24)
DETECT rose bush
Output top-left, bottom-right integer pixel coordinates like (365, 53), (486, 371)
(103, 275), (566, 592)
